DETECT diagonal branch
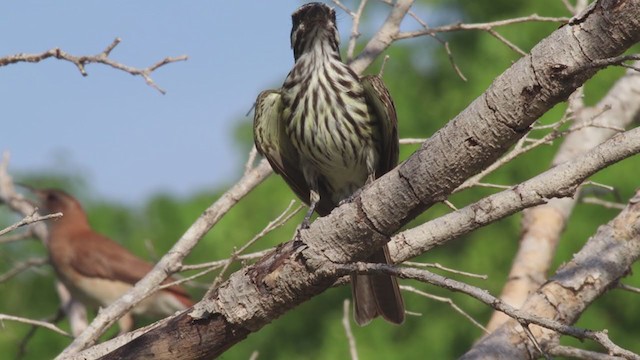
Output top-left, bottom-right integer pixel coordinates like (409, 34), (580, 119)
(348, 0), (415, 74)
(0, 210), (62, 237)
(0, 314), (70, 337)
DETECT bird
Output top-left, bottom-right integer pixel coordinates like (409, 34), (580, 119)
(253, 2), (404, 326)
(29, 187), (193, 334)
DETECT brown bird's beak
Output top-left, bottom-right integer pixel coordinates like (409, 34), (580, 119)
(15, 183), (48, 209)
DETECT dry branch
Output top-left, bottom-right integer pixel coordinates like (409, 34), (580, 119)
(0, 38), (187, 94)
(0, 211), (62, 237)
(0, 257), (48, 283)
(0, 314), (70, 337)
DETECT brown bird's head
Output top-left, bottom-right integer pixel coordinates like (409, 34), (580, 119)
(290, 2), (339, 61)
(21, 187), (90, 232)
(34, 188), (82, 214)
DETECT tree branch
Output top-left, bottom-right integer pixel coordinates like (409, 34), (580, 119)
(0, 314), (70, 337)
(348, 0), (414, 74)
(0, 210), (62, 237)
(0, 38), (187, 94)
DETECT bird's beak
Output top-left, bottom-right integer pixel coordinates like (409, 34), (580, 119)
(14, 183), (46, 206)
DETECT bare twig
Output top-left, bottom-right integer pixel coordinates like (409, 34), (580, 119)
(457, 106), (610, 191)
(583, 181), (616, 192)
(521, 324), (551, 360)
(561, 0), (576, 14)
(0, 38), (188, 94)
(401, 285), (488, 333)
(15, 309), (66, 360)
(404, 262), (487, 279)
(245, 146), (259, 176)
(486, 62), (640, 332)
(582, 197), (626, 210)
(205, 200), (302, 296)
(548, 344), (626, 360)
(180, 250), (272, 271)
(0, 229), (34, 244)
(579, 54), (640, 72)
(341, 299), (359, 360)
(617, 283), (640, 294)
(0, 210), (62, 237)
(399, 138), (427, 145)
(442, 200), (458, 211)
(335, 0), (368, 62)
(349, 0), (414, 74)
(0, 257), (48, 283)
(395, 14), (570, 40)
(0, 314), (70, 337)
(486, 28), (527, 56)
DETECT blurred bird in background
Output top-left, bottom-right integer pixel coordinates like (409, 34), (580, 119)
(253, 2), (404, 325)
(27, 187), (193, 334)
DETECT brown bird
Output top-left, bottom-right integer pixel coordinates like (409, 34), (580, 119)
(31, 188), (193, 333)
(253, 3), (404, 325)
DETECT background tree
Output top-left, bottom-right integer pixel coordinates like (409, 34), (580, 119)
(1, 0), (640, 359)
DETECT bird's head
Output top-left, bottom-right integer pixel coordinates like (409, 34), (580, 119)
(33, 188), (83, 215)
(290, 2), (340, 61)
(18, 185), (88, 226)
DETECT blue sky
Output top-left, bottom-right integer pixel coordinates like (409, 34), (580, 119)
(1, 1), (323, 203)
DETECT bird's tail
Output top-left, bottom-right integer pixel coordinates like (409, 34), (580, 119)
(351, 245), (405, 326)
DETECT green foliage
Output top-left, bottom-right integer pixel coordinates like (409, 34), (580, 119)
(2, 1), (639, 358)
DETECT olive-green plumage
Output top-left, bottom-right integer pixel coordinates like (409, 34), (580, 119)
(253, 2), (404, 326)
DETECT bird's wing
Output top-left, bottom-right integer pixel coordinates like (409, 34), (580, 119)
(253, 90), (314, 207)
(361, 75), (400, 174)
(68, 231), (191, 300)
